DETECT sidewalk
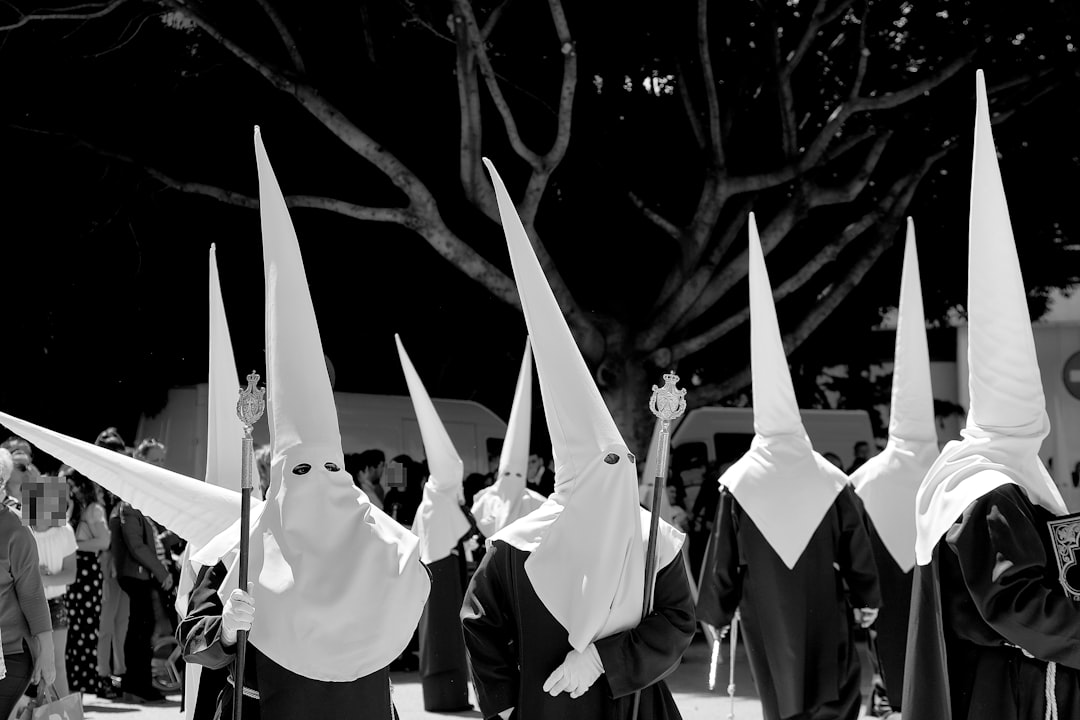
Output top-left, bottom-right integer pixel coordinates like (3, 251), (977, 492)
(76, 637), (877, 719)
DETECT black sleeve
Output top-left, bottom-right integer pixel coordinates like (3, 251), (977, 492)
(696, 489), (743, 628)
(835, 486), (882, 609)
(594, 552), (697, 699)
(177, 562), (237, 671)
(460, 540), (519, 717)
(949, 484), (1080, 669)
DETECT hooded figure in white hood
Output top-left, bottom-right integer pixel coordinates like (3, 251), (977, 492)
(395, 333), (473, 712)
(848, 219), (939, 712)
(902, 72), (1080, 720)
(178, 245), (247, 720)
(461, 160), (695, 720)
(471, 339), (547, 537)
(695, 214), (880, 720)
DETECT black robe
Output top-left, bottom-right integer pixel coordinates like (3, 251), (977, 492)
(902, 484), (1080, 719)
(461, 539), (696, 720)
(418, 550), (471, 711)
(698, 486), (881, 720)
(865, 521), (912, 711)
(179, 562), (397, 720)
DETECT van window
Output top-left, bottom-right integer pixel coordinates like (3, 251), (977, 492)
(672, 442), (708, 472)
(714, 433), (753, 468)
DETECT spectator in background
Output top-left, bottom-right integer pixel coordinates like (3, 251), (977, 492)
(64, 468), (109, 695)
(847, 441), (872, 474)
(823, 452), (845, 470)
(525, 450), (555, 498)
(0, 448), (55, 717)
(132, 439), (180, 640)
(254, 444), (272, 501)
(95, 429), (128, 699)
(25, 473), (78, 698)
(346, 449), (386, 509)
(383, 454), (423, 526)
(1, 436), (38, 514)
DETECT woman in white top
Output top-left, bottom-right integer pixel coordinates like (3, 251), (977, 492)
(25, 475), (78, 698)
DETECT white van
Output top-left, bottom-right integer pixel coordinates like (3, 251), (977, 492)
(135, 383), (508, 481)
(670, 407), (876, 470)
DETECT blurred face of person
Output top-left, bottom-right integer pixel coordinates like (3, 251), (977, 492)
(527, 454), (544, 478)
(23, 476), (69, 530)
(139, 444), (166, 467)
(854, 442), (870, 461)
(665, 485), (678, 504)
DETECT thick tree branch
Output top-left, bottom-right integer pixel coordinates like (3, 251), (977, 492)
(252, 0), (305, 74)
(0, 0), (129, 31)
(667, 146), (944, 363)
(452, 3), (492, 216)
(454, 0), (541, 168)
(669, 130), (890, 336)
(675, 58), (706, 151)
(726, 51), (972, 195)
(541, 0), (576, 170)
(640, 199), (751, 350)
(697, 0), (723, 167)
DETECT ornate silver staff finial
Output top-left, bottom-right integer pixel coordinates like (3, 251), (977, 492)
(649, 371), (687, 425)
(236, 370), (267, 430)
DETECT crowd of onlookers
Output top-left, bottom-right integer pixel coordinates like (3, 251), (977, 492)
(0, 428), (194, 717)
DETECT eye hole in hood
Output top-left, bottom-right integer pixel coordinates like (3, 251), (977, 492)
(324, 462), (341, 473)
(292, 463), (311, 475)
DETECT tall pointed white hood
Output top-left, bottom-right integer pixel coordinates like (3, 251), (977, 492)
(851, 219), (939, 572)
(718, 213), (846, 569)
(205, 244), (246, 496)
(395, 333), (471, 563)
(207, 127), (430, 680)
(180, 244), (248, 720)
(915, 72), (1066, 565)
(483, 159), (682, 652)
(471, 339), (546, 537)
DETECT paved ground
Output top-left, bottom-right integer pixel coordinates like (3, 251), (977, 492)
(73, 636), (879, 719)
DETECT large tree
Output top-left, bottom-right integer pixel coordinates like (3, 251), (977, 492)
(2, 0), (1077, 450)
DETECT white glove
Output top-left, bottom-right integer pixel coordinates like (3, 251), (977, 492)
(221, 583), (255, 646)
(855, 607), (879, 628)
(542, 644), (604, 699)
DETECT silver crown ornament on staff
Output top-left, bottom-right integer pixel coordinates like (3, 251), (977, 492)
(630, 372), (687, 720)
(233, 371), (266, 720)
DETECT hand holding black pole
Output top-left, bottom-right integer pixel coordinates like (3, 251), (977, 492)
(630, 372), (686, 720)
(233, 371), (266, 720)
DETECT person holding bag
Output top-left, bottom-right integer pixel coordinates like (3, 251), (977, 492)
(0, 449), (55, 716)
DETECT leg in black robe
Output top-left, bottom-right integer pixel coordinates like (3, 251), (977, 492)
(865, 525), (911, 711)
(698, 487), (881, 720)
(418, 550), (471, 711)
(462, 539), (696, 720)
(902, 484), (1080, 720)
(179, 562), (398, 720)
